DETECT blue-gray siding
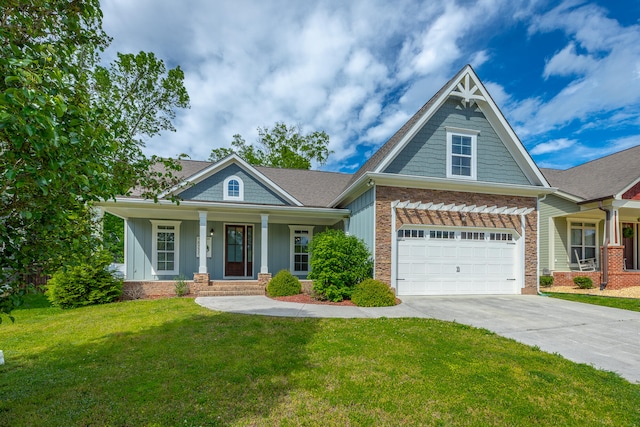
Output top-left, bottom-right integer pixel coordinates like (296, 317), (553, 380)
(383, 98), (531, 185)
(346, 188), (375, 253)
(178, 164), (289, 205)
(126, 218), (324, 280)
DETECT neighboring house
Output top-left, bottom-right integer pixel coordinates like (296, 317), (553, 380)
(539, 146), (640, 289)
(98, 64), (554, 297)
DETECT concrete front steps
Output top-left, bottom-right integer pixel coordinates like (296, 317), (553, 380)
(196, 281), (266, 297)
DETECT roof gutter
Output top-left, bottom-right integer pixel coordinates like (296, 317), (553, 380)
(598, 201), (610, 290)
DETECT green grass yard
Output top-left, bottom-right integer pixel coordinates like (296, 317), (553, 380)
(0, 295), (639, 426)
(547, 292), (640, 312)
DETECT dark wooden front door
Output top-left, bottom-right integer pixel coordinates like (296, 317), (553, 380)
(623, 223), (635, 270)
(225, 225), (253, 277)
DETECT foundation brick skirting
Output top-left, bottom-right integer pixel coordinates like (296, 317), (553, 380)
(552, 246), (640, 290)
(375, 186), (539, 294)
(122, 277), (315, 299)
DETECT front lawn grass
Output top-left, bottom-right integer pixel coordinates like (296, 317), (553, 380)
(1, 296), (639, 426)
(547, 293), (640, 312)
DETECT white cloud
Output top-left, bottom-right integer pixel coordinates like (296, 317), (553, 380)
(530, 138), (577, 155)
(509, 1), (640, 136)
(99, 0), (638, 172)
(543, 42), (597, 78)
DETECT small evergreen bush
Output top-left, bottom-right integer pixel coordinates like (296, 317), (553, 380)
(267, 270), (301, 297)
(309, 229), (373, 302)
(174, 275), (190, 297)
(46, 251), (123, 309)
(351, 279), (396, 307)
(540, 276), (554, 287)
(573, 276), (593, 289)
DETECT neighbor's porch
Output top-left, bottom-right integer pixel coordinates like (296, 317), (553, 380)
(549, 205), (640, 289)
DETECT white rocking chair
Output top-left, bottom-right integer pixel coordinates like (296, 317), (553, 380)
(574, 249), (596, 272)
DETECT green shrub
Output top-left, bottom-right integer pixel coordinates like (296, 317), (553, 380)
(573, 276), (593, 289)
(46, 251), (123, 309)
(540, 276), (554, 287)
(174, 275), (190, 297)
(267, 270), (301, 297)
(351, 279), (396, 307)
(309, 229), (373, 302)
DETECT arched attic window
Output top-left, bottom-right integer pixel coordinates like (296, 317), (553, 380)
(223, 175), (244, 201)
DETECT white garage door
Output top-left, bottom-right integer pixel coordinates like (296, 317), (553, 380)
(397, 228), (520, 296)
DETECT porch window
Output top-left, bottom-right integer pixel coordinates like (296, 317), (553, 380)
(570, 222), (596, 263)
(289, 226), (313, 274)
(151, 220), (181, 276)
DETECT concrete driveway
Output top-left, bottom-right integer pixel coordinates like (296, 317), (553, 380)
(196, 294), (640, 383)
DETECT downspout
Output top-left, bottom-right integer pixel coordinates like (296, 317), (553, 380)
(536, 195), (547, 295)
(521, 212), (526, 294)
(598, 202), (610, 290)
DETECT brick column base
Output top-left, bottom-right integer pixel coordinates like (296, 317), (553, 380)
(193, 273), (210, 286)
(258, 273), (272, 285)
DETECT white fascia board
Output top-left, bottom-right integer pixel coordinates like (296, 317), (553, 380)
(365, 173), (555, 197)
(549, 190), (584, 203)
(161, 154), (304, 206)
(98, 198), (348, 218)
(329, 171), (556, 208)
(612, 199), (640, 209)
(615, 175), (640, 199)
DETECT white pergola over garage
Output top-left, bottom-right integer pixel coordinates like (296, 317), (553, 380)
(390, 200), (534, 296)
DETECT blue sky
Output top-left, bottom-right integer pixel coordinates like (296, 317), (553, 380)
(100, 0), (640, 173)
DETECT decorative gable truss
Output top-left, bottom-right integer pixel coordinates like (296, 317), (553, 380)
(372, 65), (549, 188)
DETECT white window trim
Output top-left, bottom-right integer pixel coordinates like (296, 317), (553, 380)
(567, 220), (599, 265)
(150, 220), (181, 276)
(223, 175), (244, 201)
(289, 225), (314, 275)
(446, 127), (479, 180)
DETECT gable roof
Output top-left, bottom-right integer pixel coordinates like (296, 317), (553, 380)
(141, 155), (350, 208)
(541, 145), (640, 202)
(348, 64), (549, 190)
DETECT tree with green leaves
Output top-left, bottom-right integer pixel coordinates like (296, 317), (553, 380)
(0, 1), (190, 322)
(209, 122), (333, 169)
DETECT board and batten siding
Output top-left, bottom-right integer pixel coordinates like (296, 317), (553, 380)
(539, 194), (580, 272)
(179, 164), (289, 205)
(383, 98), (530, 186)
(345, 187), (375, 253)
(125, 218), (152, 280)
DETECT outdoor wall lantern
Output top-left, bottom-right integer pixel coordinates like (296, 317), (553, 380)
(209, 228), (215, 236)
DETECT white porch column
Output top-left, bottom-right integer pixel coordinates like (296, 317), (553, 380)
(198, 211), (208, 273)
(261, 214), (269, 274)
(343, 218), (350, 235)
(610, 207), (620, 246)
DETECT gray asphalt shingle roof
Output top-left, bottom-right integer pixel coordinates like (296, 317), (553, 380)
(541, 145), (640, 201)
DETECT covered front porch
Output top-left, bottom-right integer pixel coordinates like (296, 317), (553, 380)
(549, 200), (640, 289)
(98, 198), (349, 286)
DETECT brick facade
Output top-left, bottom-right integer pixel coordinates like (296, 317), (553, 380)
(552, 246), (640, 289)
(375, 186), (539, 294)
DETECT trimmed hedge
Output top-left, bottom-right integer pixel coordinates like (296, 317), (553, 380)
(573, 276), (593, 289)
(540, 276), (554, 287)
(267, 270), (301, 297)
(351, 279), (396, 307)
